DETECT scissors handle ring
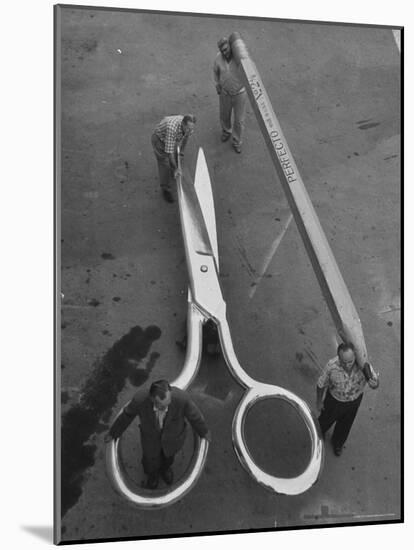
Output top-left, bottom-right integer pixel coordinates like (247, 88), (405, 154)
(173, 294), (204, 389)
(106, 291), (209, 509)
(232, 384), (324, 495)
(217, 316), (323, 494)
(106, 424), (209, 509)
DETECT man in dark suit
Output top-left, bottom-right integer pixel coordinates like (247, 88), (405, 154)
(106, 380), (211, 489)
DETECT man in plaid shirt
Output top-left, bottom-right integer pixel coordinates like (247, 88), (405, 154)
(316, 342), (379, 456)
(151, 114), (196, 203)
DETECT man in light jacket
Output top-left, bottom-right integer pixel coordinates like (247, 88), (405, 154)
(213, 37), (247, 154)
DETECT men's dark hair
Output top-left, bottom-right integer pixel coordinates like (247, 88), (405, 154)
(217, 37), (228, 49)
(183, 114), (196, 125)
(337, 342), (355, 356)
(149, 379), (171, 400)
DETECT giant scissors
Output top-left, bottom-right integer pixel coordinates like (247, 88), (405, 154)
(106, 147), (324, 508)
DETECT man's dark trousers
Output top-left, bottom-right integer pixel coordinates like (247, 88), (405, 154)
(142, 451), (174, 476)
(151, 133), (174, 192)
(318, 391), (363, 448)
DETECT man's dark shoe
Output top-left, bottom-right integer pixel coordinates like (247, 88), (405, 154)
(232, 142), (242, 154)
(333, 446), (343, 457)
(162, 189), (175, 203)
(146, 473), (159, 489)
(160, 467), (174, 485)
(221, 132), (231, 142)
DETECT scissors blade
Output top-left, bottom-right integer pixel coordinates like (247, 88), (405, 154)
(178, 168), (215, 258)
(177, 150), (225, 319)
(194, 148), (219, 269)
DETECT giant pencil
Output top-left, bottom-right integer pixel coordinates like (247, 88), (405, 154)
(229, 32), (369, 367)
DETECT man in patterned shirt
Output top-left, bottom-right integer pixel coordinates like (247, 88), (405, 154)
(213, 37), (247, 154)
(316, 342), (379, 456)
(151, 114), (196, 203)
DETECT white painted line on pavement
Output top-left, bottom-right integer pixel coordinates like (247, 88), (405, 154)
(392, 30), (401, 52)
(61, 305), (92, 309)
(378, 307), (400, 315)
(353, 513), (396, 519)
(249, 213), (293, 299)
(332, 333), (340, 351)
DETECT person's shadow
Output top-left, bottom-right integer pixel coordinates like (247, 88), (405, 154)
(21, 526), (53, 543)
